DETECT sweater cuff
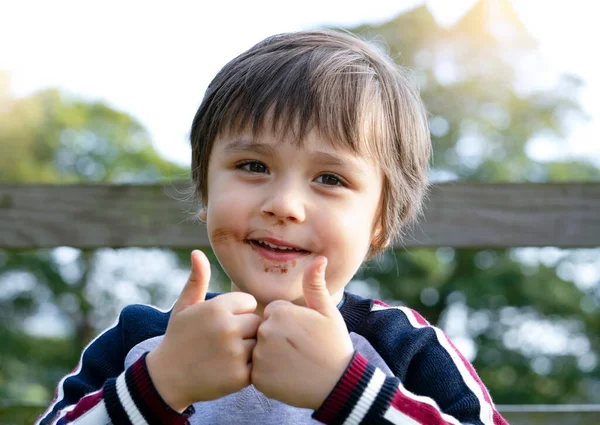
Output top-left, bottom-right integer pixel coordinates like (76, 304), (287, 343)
(312, 352), (396, 425)
(104, 352), (194, 425)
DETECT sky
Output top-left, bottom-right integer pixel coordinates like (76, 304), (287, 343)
(1, 0), (599, 167)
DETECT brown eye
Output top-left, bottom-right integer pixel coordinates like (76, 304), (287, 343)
(238, 161), (269, 174)
(316, 173), (343, 186)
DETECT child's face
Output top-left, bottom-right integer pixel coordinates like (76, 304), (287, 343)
(204, 126), (383, 312)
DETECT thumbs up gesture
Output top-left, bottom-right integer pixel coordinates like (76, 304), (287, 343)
(147, 250), (261, 412)
(251, 257), (355, 410)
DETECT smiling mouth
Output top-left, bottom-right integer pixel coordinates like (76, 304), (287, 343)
(247, 239), (309, 254)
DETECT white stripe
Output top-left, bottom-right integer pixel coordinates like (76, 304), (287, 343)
(48, 388), (104, 425)
(373, 304), (495, 425)
(400, 307), (494, 425)
(116, 372), (150, 425)
(383, 407), (422, 425)
(36, 303), (172, 425)
(371, 303), (390, 312)
(343, 368), (386, 425)
(69, 400), (111, 424)
(49, 388), (104, 425)
(393, 383), (462, 425)
(49, 405), (75, 425)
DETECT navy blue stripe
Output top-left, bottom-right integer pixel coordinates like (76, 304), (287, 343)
(332, 361), (376, 425)
(104, 377), (132, 425)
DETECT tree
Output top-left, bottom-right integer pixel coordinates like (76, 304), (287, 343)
(345, 0), (599, 404)
(2, 0), (599, 409)
(0, 71), (193, 402)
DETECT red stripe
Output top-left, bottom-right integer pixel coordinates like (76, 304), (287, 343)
(314, 352), (369, 424)
(63, 390), (104, 422)
(391, 305), (505, 424)
(410, 307), (505, 425)
(445, 338), (493, 405)
(493, 410), (509, 425)
(131, 355), (189, 425)
(444, 338), (508, 424)
(37, 364), (82, 425)
(407, 308), (430, 326)
(389, 389), (457, 425)
(373, 299), (390, 307)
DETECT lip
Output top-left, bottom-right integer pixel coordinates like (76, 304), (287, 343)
(247, 237), (310, 262)
(252, 237), (306, 251)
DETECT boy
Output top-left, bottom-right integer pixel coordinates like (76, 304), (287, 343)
(37, 30), (508, 425)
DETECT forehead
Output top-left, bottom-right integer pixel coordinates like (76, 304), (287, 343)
(216, 125), (378, 165)
(215, 115), (379, 159)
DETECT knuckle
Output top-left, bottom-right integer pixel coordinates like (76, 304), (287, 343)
(205, 301), (226, 318)
(235, 292), (256, 305)
(268, 300), (288, 312)
(217, 319), (237, 337)
(257, 323), (271, 339)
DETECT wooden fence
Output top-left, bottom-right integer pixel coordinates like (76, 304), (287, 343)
(1, 182), (599, 248)
(1, 182), (599, 424)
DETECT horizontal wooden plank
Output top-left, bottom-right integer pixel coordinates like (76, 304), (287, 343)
(0, 183), (599, 248)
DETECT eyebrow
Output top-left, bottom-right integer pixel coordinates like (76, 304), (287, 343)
(224, 138), (366, 174)
(224, 139), (278, 157)
(311, 150), (367, 176)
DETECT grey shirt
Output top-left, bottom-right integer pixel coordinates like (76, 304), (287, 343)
(124, 333), (393, 424)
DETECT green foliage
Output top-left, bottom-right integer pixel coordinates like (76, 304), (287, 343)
(1, 0), (599, 413)
(344, 1), (599, 405)
(0, 72), (185, 183)
(0, 71), (189, 403)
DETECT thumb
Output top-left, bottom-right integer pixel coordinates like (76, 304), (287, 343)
(172, 250), (210, 315)
(303, 256), (332, 316)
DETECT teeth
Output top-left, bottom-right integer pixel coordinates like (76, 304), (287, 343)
(258, 240), (299, 251)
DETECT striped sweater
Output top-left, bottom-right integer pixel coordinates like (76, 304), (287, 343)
(36, 292), (508, 425)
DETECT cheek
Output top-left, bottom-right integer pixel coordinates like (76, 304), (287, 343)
(206, 189), (254, 243)
(320, 198), (377, 247)
(316, 204), (375, 281)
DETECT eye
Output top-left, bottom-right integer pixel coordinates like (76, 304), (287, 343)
(237, 161), (269, 174)
(315, 173), (345, 186)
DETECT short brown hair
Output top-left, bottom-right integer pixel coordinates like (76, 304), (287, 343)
(190, 30), (431, 257)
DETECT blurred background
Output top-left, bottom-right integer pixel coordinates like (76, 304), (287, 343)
(1, 0), (599, 423)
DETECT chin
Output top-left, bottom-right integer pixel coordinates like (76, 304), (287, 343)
(240, 279), (302, 305)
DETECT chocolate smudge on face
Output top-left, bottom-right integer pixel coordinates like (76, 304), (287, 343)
(291, 260), (296, 267)
(260, 257), (291, 274)
(275, 219), (285, 226)
(210, 228), (242, 245)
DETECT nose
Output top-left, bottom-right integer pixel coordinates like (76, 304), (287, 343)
(260, 179), (306, 223)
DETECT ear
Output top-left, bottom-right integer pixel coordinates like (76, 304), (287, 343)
(371, 223), (383, 245)
(370, 224), (391, 254)
(199, 207), (207, 222)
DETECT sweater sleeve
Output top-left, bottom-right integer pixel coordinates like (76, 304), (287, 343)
(312, 304), (508, 425)
(35, 306), (192, 425)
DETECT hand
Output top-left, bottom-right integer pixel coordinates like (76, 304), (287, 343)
(251, 257), (354, 410)
(146, 250), (261, 412)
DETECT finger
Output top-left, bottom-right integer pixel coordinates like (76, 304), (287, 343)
(172, 250), (210, 315)
(263, 299), (293, 321)
(302, 256), (333, 316)
(216, 291), (258, 315)
(236, 313), (262, 339)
